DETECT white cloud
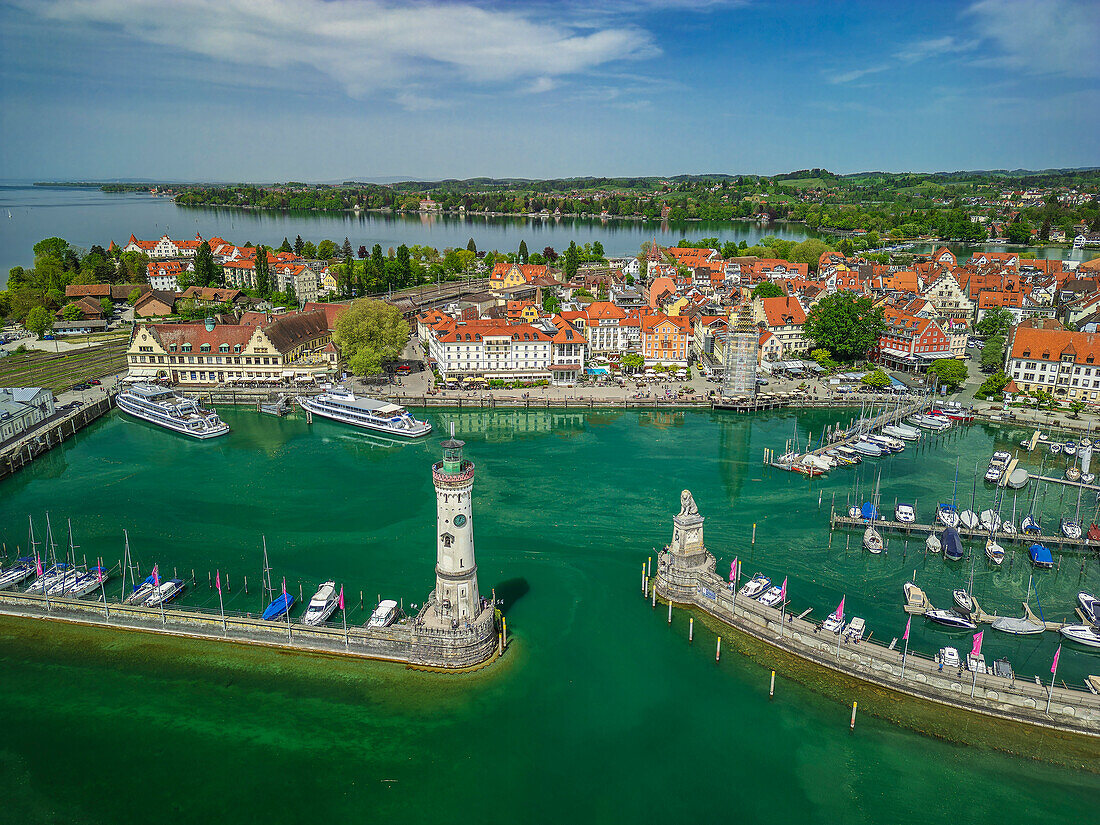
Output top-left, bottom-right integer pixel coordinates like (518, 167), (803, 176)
(965, 0), (1100, 77)
(525, 77), (557, 94)
(895, 36), (978, 64)
(827, 65), (889, 85)
(17, 0), (659, 100)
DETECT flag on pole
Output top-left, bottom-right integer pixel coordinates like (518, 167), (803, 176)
(215, 570), (221, 593)
(835, 595), (845, 623)
(780, 577), (787, 603)
(282, 576), (287, 595)
(96, 563), (103, 583)
(1051, 644), (1061, 674)
(971, 631), (983, 656)
(902, 616), (911, 641)
(35, 553), (42, 576)
(729, 559), (737, 583)
(152, 564), (159, 587)
(339, 585), (345, 611)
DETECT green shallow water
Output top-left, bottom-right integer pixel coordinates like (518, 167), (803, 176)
(1, 407), (1098, 823)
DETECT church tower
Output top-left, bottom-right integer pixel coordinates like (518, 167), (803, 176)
(432, 425), (481, 624)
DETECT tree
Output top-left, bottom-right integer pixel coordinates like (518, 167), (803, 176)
(976, 306), (1013, 339)
(333, 299), (410, 376)
(929, 358), (968, 389)
(563, 241), (580, 281)
(358, 245), (368, 259)
(62, 303), (82, 321)
(1069, 400), (1087, 419)
(127, 287), (142, 305)
(193, 241), (219, 288)
(317, 240), (338, 260)
(467, 238), (477, 254)
(804, 292), (885, 361)
(33, 237), (70, 261)
(518, 240), (529, 264)
(542, 291), (561, 313)
(293, 234), (304, 255)
(838, 238), (855, 257)
(99, 297), (113, 317)
(342, 237), (354, 259)
(396, 244), (412, 286)
(861, 369), (891, 389)
(752, 282), (784, 299)
(980, 334), (1005, 372)
(25, 305), (52, 338)
(255, 247), (271, 298)
(1005, 220), (1031, 245)
(592, 241), (604, 259)
(974, 370), (1008, 400)
(788, 238), (832, 271)
(279, 237), (293, 253)
(622, 353), (644, 373)
(301, 241), (317, 259)
(543, 246), (558, 262)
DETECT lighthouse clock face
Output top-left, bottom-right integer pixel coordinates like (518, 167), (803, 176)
(453, 514), (467, 527)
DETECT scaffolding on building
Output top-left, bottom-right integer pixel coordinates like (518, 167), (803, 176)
(721, 304), (758, 398)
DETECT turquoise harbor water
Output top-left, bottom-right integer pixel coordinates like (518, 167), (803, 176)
(0, 406), (1098, 823)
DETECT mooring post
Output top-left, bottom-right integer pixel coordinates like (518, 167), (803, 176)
(752, 523), (756, 546)
(647, 556), (651, 578)
(244, 575), (248, 594)
(668, 599), (672, 624)
(716, 636), (721, 661)
(502, 616), (507, 649)
(689, 617), (694, 643)
(641, 562), (647, 595)
(850, 701), (858, 730)
(770, 670), (775, 698)
(651, 583), (656, 608)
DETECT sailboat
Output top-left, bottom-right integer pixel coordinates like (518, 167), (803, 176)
(959, 463), (980, 528)
(991, 602), (1046, 635)
(259, 539), (296, 621)
(1022, 453), (1043, 535)
(1061, 484), (1084, 539)
(926, 532), (941, 553)
(938, 458), (962, 527)
(985, 537), (1005, 564)
(862, 472), (884, 553)
(942, 526), (964, 561)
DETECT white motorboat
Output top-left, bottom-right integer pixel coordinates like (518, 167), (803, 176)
(904, 581), (929, 610)
(117, 383), (229, 439)
(367, 599), (398, 628)
(883, 424), (920, 441)
(979, 509), (998, 531)
(852, 440), (883, 457)
(937, 504), (960, 528)
(1083, 472), (1096, 485)
(959, 510), (980, 530)
(1079, 592), (1099, 622)
(909, 414), (950, 431)
(1064, 441), (1077, 456)
(953, 589), (975, 615)
(757, 586), (784, 608)
(895, 504), (916, 523)
(1061, 518), (1082, 539)
(1050, 443), (1062, 455)
(939, 646), (962, 668)
(298, 388), (431, 438)
(835, 445), (862, 463)
(843, 617), (866, 642)
(145, 579), (184, 606)
(926, 532), (941, 553)
(985, 538), (1005, 565)
(926, 609), (977, 630)
(738, 574), (770, 599)
(1066, 466), (1081, 482)
(301, 580), (339, 626)
(847, 506), (861, 518)
(991, 451), (1012, 463)
(1060, 624), (1100, 649)
(868, 433), (904, 452)
(821, 612), (845, 634)
(966, 652), (987, 674)
(863, 525), (883, 554)
(984, 467), (1002, 483)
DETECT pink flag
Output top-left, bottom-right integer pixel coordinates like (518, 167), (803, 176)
(1051, 645), (1061, 674)
(215, 570), (221, 593)
(35, 553), (42, 577)
(152, 564), (159, 587)
(338, 585), (345, 611)
(971, 631), (983, 656)
(835, 595), (845, 623)
(729, 559), (738, 583)
(96, 562), (103, 583)
(780, 577), (787, 603)
(903, 616), (911, 641)
(282, 577), (287, 595)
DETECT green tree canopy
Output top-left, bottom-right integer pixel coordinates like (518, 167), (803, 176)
(193, 241), (219, 288)
(25, 305), (53, 338)
(788, 238), (832, 270)
(752, 282), (784, 299)
(976, 306), (1013, 338)
(279, 237), (293, 253)
(622, 353), (644, 372)
(518, 240), (529, 263)
(929, 358), (968, 389)
(99, 297), (113, 316)
(127, 287), (142, 305)
(861, 369), (891, 389)
(33, 237), (71, 261)
(333, 299), (410, 376)
(975, 370), (1008, 400)
(1005, 220), (1031, 245)
(317, 240), (338, 260)
(62, 302), (82, 321)
(804, 292), (885, 361)
(980, 334), (1005, 372)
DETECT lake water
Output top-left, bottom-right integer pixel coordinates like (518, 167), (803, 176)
(1, 183), (1090, 288)
(0, 406), (1097, 823)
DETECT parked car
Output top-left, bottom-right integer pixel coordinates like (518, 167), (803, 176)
(88, 378), (101, 386)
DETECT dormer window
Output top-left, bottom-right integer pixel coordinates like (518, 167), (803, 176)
(219, 343), (229, 353)
(234, 344), (242, 353)
(200, 344), (211, 353)
(182, 343), (192, 352)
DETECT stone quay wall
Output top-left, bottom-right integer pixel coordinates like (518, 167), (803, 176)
(655, 552), (1100, 738)
(0, 590), (500, 670)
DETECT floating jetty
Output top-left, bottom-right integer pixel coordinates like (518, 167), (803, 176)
(902, 587), (1076, 633)
(653, 491), (1100, 738)
(0, 433), (504, 670)
(829, 511), (1100, 557)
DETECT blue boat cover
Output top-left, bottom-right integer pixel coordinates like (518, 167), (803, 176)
(1028, 544), (1054, 565)
(942, 527), (963, 559)
(132, 574), (154, 592)
(262, 593), (296, 620)
(860, 502), (879, 520)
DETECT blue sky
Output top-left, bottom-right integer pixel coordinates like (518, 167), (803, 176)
(0, 0), (1096, 181)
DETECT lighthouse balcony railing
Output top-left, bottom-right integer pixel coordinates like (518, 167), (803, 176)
(432, 460), (475, 484)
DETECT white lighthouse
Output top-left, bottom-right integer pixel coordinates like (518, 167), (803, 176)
(432, 425), (481, 625)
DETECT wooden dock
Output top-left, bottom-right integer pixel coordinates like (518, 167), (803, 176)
(830, 512), (1100, 557)
(903, 589), (1071, 633)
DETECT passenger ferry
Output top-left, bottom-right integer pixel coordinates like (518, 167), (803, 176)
(297, 387), (431, 438)
(117, 383), (229, 439)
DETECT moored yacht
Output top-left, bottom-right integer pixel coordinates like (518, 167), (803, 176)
(895, 503), (915, 523)
(68, 566), (109, 598)
(117, 383), (229, 439)
(0, 558), (36, 591)
(985, 538), (1005, 565)
(863, 525), (883, 554)
(1021, 514), (1041, 535)
(367, 599), (399, 628)
(926, 609), (977, 630)
(937, 503), (960, 528)
(926, 532), (941, 553)
(1061, 517), (1082, 539)
(302, 580), (339, 626)
(959, 509), (980, 529)
(942, 527), (964, 561)
(145, 578), (184, 606)
(738, 574), (770, 599)
(297, 387), (431, 438)
(1060, 624), (1100, 649)
(1028, 543), (1054, 569)
(757, 586), (784, 608)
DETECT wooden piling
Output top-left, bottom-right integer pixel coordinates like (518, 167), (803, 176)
(716, 636), (721, 661)
(689, 617), (694, 643)
(851, 701), (858, 730)
(770, 670), (775, 698)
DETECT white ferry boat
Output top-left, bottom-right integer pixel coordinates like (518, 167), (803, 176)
(117, 384), (229, 439)
(297, 388), (431, 438)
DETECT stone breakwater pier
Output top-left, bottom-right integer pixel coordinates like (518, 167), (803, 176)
(0, 433), (504, 671)
(652, 491), (1100, 740)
